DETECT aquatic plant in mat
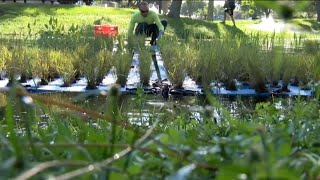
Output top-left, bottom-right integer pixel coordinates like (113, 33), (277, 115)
(256, 34), (309, 89)
(113, 52), (132, 87)
(281, 52), (317, 91)
(277, 62), (290, 92)
(109, 38), (132, 87)
(95, 49), (113, 85)
(160, 37), (186, 88)
(290, 53), (314, 87)
(245, 48), (269, 93)
(94, 35), (115, 52)
(197, 40), (220, 88)
(1, 43), (32, 83)
(32, 48), (62, 85)
(183, 40), (201, 84)
(138, 46), (152, 86)
(3, 45), (23, 86)
(0, 45), (11, 80)
(312, 52), (320, 84)
(59, 51), (76, 87)
(17, 47), (36, 83)
(74, 35), (114, 89)
(281, 53), (314, 91)
(216, 38), (248, 90)
(76, 44), (98, 89)
(127, 35), (146, 51)
(262, 46), (284, 87)
(3, 37), (39, 84)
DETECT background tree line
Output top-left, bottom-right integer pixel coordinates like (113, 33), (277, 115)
(3, 0), (320, 21)
(141, 0), (320, 21)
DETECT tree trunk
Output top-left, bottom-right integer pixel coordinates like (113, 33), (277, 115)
(207, 0), (214, 20)
(158, 0), (162, 14)
(316, 0), (320, 21)
(128, 0), (133, 7)
(150, 0), (162, 14)
(161, 0), (171, 15)
(168, 0), (182, 18)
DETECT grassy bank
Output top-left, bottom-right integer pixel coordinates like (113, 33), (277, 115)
(1, 4), (319, 38)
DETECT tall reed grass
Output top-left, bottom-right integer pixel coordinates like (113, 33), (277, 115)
(113, 51), (132, 87)
(32, 48), (63, 85)
(197, 40), (220, 88)
(57, 51), (76, 87)
(107, 35), (132, 87)
(138, 46), (152, 86)
(183, 39), (200, 84)
(0, 45), (12, 80)
(96, 49), (113, 85)
(160, 36), (186, 88)
(4, 45), (22, 85)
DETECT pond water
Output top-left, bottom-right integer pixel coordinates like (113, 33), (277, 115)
(0, 90), (310, 129)
(35, 92), (274, 125)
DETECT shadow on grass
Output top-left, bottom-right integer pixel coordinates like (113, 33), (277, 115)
(295, 19), (320, 32)
(219, 22), (247, 38)
(0, 3), (76, 22)
(165, 16), (222, 39)
(163, 16), (247, 40)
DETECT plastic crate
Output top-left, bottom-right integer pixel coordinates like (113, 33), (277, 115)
(94, 25), (118, 37)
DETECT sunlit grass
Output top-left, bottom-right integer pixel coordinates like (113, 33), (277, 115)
(1, 4), (319, 40)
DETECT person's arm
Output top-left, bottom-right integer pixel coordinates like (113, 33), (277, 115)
(152, 13), (164, 32)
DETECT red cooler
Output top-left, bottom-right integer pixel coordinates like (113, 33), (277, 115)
(94, 25), (118, 37)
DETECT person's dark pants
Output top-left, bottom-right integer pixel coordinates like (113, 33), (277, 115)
(225, 6), (235, 16)
(134, 20), (168, 45)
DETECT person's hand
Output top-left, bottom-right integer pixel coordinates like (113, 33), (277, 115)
(157, 31), (164, 39)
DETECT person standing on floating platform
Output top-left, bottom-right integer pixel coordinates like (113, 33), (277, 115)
(221, 0), (236, 26)
(127, 1), (167, 45)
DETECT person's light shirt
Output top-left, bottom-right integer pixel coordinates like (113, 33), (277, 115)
(127, 10), (164, 37)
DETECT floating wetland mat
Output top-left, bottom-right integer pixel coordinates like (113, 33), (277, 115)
(0, 45), (313, 97)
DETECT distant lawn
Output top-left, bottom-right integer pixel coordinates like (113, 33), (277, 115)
(0, 4), (135, 35)
(0, 4), (319, 39)
(291, 18), (320, 32)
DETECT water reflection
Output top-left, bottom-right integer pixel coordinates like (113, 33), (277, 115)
(2, 90), (307, 128)
(32, 93), (274, 126)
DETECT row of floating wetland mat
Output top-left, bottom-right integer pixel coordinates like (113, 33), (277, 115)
(0, 45), (313, 98)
